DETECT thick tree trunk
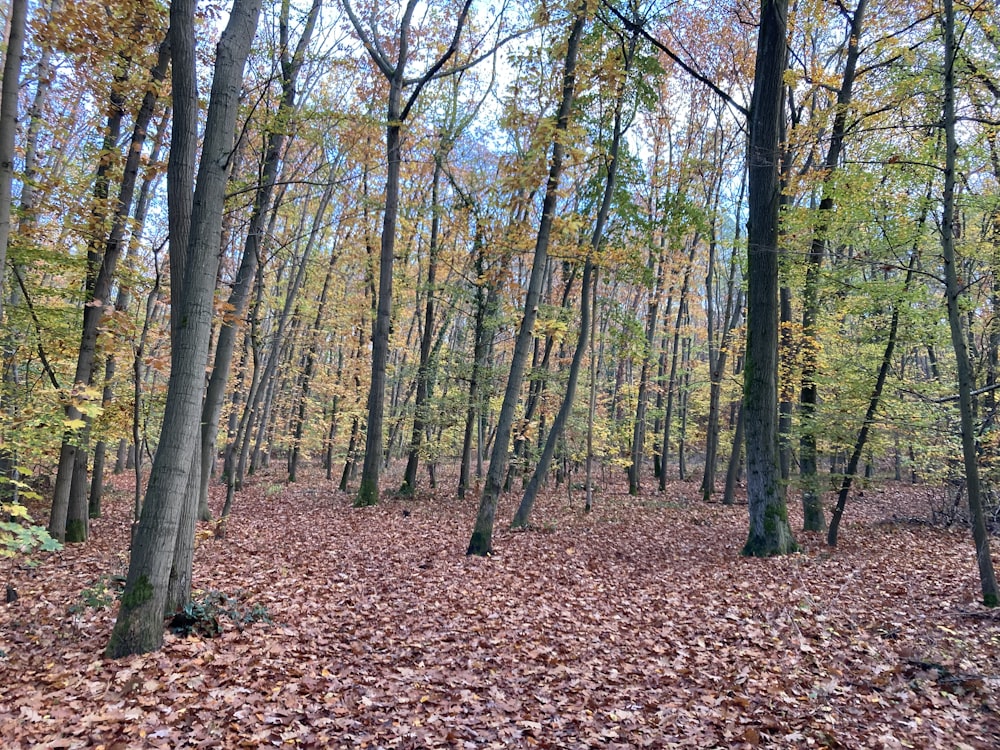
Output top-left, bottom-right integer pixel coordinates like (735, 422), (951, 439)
(742, 0), (797, 557)
(107, 0), (262, 658)
(468, 3), (588, 556)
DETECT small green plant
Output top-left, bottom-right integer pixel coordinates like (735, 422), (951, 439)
(2, 476), (62, 563)
(69, 574), (124, 614)
(170, 589), (272, 638)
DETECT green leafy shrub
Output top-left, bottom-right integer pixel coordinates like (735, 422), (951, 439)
(169, 590), (272, 638)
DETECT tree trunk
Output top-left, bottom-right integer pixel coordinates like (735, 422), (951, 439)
(347, 0), (473, 507)
(723, 402), (745, 506)
(701, 176), (744, 501)
(629, 254), (664, 495)
(929, 0), (997, 605)
(402, 155), (445, 494)
(51, 59), (130, 542)
(107, 0), (262, 658)
(0, 0), (27, 320)
(468, 2), (588, 556)
(659, 240), (696, 491)
(799, 0), (867, 532)
(459, 226), (497, 499)
(742, 0), (797, 557)
(513, 258), (595, 527)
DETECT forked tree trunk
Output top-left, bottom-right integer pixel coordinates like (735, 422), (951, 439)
(468, 2), (588, 556)
(107, 0), (263, 658)
(345, 0), (473, 507)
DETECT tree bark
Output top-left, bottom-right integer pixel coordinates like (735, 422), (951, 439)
(929, 0), (997, 605)
(107, 0), (262, 658)
(0, 0), (27, 321)
(468, 2), (588, 555)
(799, 0), (867, 532)
(198, 0), (320, 520)
(742, 0), (797, 557)
(346, 0), (474, 507)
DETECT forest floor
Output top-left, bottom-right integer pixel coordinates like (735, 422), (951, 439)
(2, 466), (1000, 749)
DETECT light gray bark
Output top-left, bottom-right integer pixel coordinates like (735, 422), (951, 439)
(107, 0), (263, 658)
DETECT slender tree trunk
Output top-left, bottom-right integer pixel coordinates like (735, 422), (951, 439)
(585, 268), (600, 514)
(290, 226), (341, 482)
(513, 258), (595, 527)
(198, 0), (320, 519)
(659, 240), (696, 491)
(347, 0), (473, 507)
(724, 402), (745, 506)
(0, 0), (27, 320)
(468, 3), (588, 555)
(402, 156), (445, 494)
(51, 60), (130, 542)
(742, 0), (797, 557)
(929, 0), (997, 605)
(459, 228), (497, 499)
(629, 255), (664, 495)
(702, 177), (744, 501)
(799, 0), (867, 532)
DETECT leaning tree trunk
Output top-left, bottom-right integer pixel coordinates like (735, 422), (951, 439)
(50, 62), (129, 543)
(512, 27), (634, 524)
(742, 0), (797, 557)
(468, 2), (588, 556)
(799, 0), (867, 532)
(512, 258), (595, 527)
(107, 0), (263, 658)
(198, 0), (320, 521)
(930, 0), (997, 606)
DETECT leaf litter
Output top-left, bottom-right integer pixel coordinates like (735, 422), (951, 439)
(2, 470), (999, 748)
